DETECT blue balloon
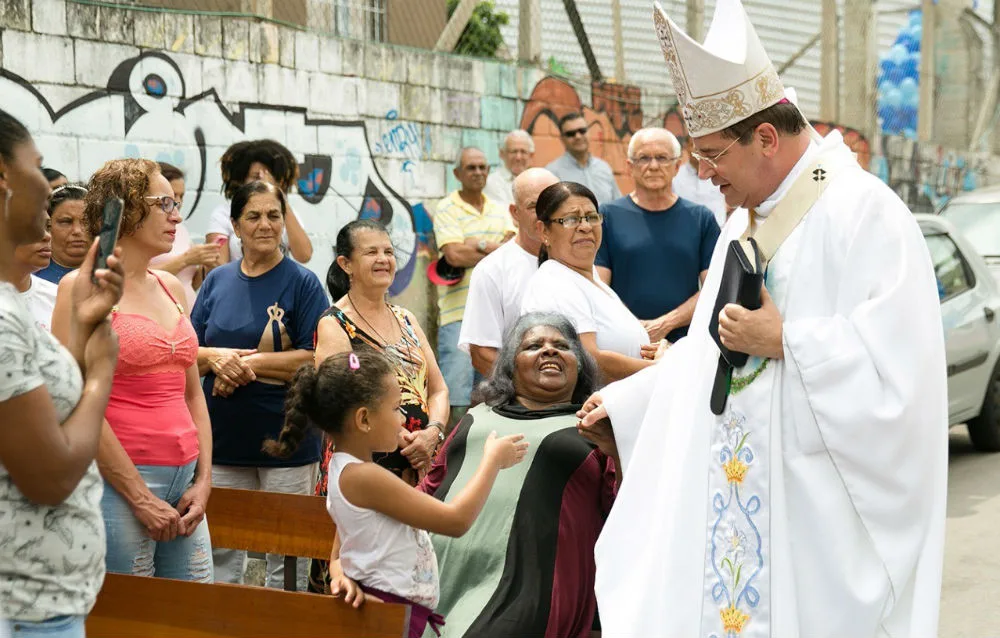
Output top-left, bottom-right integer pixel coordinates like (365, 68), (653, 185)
(908, 24), (922, 43)
(889, 43), (908, 65)
(882, 87), (904, 109)
(901, 54), (920, 80)
(901, 105), (918, 130)
(877, 78), (897, 98)
(908, 11), (922, 28)
(899, 77), (919, 101)
(903, 128), (918, 140)
(904, 33), (921, 53)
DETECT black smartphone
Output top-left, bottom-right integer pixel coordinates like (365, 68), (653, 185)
(92, 197), (124, 283)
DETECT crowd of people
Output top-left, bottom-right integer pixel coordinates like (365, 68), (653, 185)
(0, 1), (948, 636)
(0, 93), (714, 635)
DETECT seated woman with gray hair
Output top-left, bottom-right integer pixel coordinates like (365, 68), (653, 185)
(416, 311), (620, 637)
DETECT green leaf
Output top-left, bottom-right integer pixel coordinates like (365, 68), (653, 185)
(721, 557), (734, 575)
(735, 564), (742, 588)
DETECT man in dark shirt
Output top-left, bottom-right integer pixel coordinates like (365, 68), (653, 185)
(596, 127), (720, 343)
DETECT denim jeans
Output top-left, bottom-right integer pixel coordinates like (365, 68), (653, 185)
(6, 615), (84, 638)
(210, 463), (318, 591)
(437, 320), (473, 407)
(101, 460), (213, 582)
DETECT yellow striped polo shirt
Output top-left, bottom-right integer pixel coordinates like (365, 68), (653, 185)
(433, 191), (515, 327)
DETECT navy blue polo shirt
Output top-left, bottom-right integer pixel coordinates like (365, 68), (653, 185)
(595, 195), (719, 341)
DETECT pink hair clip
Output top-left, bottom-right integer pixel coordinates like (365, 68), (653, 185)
(348, 353), (360, 370)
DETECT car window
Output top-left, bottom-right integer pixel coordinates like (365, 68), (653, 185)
(924, 233), (974, 302)
(939, 201), (1000, 257)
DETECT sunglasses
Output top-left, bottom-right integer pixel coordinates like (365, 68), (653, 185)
(562, 127), (588, 138)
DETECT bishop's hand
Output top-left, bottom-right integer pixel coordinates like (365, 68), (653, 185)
(718, 284), (784, 360)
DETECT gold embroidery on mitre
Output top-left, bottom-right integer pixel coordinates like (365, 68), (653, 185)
(755, 68), (784, 105)
(653, 4), (786, 136)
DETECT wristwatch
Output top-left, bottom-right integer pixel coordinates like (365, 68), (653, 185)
(477, 239), (488, 254)
(427, 421), (446, 443)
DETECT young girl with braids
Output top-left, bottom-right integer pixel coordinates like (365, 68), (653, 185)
(265, 350), (528, 637)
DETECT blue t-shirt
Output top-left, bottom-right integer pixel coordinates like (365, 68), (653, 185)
(35, 260), (75, 284)
(191, 258), (329, 467)
(595, 195), (720, 341)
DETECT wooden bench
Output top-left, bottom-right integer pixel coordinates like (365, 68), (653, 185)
(87, 487), (410, 637)
(205, 486), (336, 590)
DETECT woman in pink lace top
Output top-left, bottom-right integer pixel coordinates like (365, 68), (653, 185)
(52, 159), (214, 581)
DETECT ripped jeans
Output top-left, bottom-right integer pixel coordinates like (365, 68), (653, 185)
(101, 460), (213, 582)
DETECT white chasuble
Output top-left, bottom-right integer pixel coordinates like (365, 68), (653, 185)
(594, 131), (948, 638)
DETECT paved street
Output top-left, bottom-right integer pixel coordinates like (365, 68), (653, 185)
(940, 428), (1000, 637)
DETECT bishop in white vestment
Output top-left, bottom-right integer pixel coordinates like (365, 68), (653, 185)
(579, 3), (948, 637)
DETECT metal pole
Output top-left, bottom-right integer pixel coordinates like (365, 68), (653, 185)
(917, 0), (935, 142)
(612, 0), (626, 81)
(518, 0), (542, 63)
(820, 0), (840, 120)
(434, 0), (479, 52)
(686, 0), (705, 42)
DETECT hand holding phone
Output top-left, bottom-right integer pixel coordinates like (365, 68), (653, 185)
(93, 197), (124, 283)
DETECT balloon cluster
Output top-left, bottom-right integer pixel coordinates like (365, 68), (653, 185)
(876, 11), (922, 139)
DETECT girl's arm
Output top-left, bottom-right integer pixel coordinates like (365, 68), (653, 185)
(340, 433), (527, 538)
(284, 207), (314, 263)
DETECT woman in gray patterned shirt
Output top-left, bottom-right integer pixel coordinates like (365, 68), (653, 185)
(0, 110), (124, 638)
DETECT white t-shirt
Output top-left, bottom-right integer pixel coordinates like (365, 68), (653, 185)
(18, 276), (57, 332)
(0, 283), (105, 621)
(458, 240), (538, 353)
(520, 259), (650, 359)
(483, 166), (514, 212)
(326, 453), (439, 608)
(206, 202), (291, 263)
(673, 162), (727, 227)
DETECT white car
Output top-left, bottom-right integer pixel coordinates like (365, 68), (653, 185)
(916, 213), (1000, 451)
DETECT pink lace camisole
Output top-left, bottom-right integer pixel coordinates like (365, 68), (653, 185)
(105, 272), (200, 466)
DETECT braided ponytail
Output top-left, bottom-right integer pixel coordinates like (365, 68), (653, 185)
(263, 364), (320, 458)
(263, 350), (396, 458)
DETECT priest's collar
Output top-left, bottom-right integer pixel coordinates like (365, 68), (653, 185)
(754, 131), (843, 219)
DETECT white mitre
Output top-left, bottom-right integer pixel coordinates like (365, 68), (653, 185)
(654, 0), (786, 138)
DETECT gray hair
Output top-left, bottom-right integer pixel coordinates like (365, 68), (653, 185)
(627, 128), (681, 160)
(501, 129), (535, 154)
(472, 312), (600, 407)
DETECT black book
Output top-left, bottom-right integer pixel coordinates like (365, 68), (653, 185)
(708, 238), (764, 415)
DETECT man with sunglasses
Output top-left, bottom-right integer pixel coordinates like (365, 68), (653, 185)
(595, 127), (719, 345)
(546, 113), (621, 205)
(578, 1), (947, 636)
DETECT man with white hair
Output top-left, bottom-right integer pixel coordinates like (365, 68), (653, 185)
(578, 1), (946, 636)
(459, 168), (559, 375)
(596, 127), (719, 344)
(483, 130), (534, 211)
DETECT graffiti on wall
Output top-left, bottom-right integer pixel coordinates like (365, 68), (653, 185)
(519, 77), (639, 194)
(0, 51), (418, 295)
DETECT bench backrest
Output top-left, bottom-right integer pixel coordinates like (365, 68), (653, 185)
(87, 573), (409, 637)
(205, 487), (335, 560)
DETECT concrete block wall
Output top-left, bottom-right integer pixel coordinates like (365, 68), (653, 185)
(0, 0), (548, 328)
